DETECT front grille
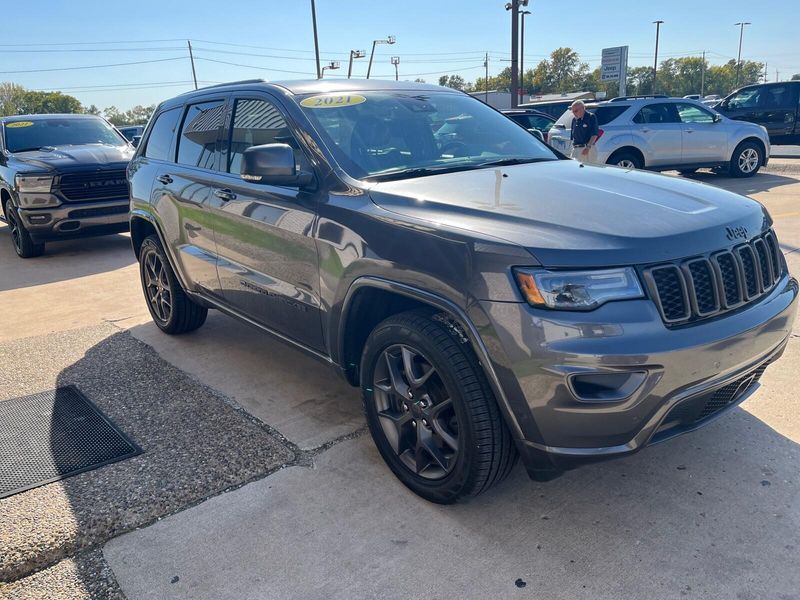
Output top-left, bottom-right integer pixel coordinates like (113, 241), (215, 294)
(645, 230), (784, 326)
(696, 364), (767, 420)
(58, 170), (129, 202)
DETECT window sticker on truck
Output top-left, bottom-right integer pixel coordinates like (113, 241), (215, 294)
(300, 94), (366, 109)
(6, 121), (34, 128)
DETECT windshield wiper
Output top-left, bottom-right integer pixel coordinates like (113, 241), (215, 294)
(367, 164), (482, 182)
(474, 157), (554, 168)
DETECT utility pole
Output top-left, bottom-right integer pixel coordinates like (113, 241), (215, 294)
(734, 22), (751, 88)
(776, 69), (779, 82)
(700, 50), (706, 96)
(391, 56), (400, 81)
(311, 0), (321, 79)
(652, 20), (664, 94)
(187, 40), (198, 90)
(763, 62), (768, 83)
(484, 52), (489, 104)
(520, 9), (531, 102)
(505, 1), (525, 108)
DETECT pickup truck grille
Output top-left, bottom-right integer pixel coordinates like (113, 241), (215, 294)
(643, 230), (783, 326)
(58, 170), (129, 202)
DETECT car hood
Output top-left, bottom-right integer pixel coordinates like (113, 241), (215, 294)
(368, 160), (770, 267)
(10, 144), (133, 172)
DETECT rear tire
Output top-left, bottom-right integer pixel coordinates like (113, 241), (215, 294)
(139, 235), (207, 334)
(6, 205), (45, 258)
(728, 140), (763, 178)
(607, 150), (643, 169)
(360, 310), (517, 504)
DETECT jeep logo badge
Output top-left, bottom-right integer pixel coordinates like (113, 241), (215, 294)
(726, 226), (748, 241)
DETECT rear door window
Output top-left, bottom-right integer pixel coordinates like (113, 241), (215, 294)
(176, 100), (226, 170)
(764, 85), (797, 109)
(143, 107), (181, 161)
(633, 104), (679, 124)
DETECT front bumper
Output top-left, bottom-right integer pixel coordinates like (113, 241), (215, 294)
(19, 198), (129, 242)
(477, 273), (798, 480)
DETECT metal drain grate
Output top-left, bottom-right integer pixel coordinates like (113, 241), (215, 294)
(0, 386), (141, 499)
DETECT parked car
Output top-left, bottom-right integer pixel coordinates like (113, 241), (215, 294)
(548, 96), (770, 177)
(118, 125), (145, 141)
(0, 114), (133, 258)
(128, 80), (796, 503)
(703, 94), (722, 106)
(683, 94), (702, 100)
(501, 109), (556, 141)
(517, 99), (581, 119)
(714, 82), (800, 145)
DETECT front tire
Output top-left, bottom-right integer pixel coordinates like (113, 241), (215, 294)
(360, 310), (517, 503)
(139, 235), (207, 334)
(729, 140), (763, 178)
(6, 206), (44, 258)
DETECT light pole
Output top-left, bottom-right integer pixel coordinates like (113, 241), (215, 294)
(391, 56), (400, 81)
(347, 49), (365, 79)
(321, 61), (340, 78)
(366, 35), (396, 79)
(310, 0), (321, 79)
(652, 20), (664, 94)
(504, 1), (528, 108)
(520, 10), (531, 99)
(735, 22), (751, 87)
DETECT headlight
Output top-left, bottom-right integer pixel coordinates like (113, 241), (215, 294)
(513, 267), (644, 310)
(15, 174), (53, 193)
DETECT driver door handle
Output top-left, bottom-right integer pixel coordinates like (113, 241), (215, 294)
(157, 174), (173, 184)
(214, 188), (237, 202)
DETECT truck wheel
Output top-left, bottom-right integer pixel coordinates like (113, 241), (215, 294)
(729, 141), (763, 178)
(139, 235), (207, 334)
(6, 206), (45, 258)
(360, 310), (517, 503)
(607, 150), (643, 169)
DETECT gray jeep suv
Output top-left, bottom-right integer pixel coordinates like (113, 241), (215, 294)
(127, 80), (797, 503)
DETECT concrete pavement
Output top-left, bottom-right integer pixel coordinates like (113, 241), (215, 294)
(1, 171), (799, 598)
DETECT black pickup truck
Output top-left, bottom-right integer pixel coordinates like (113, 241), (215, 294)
(715, 81), (800, 145)
(0, 114), (133, 257)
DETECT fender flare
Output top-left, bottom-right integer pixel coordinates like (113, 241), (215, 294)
(129, 208), (194, 294)
(337, 276), (525, 440)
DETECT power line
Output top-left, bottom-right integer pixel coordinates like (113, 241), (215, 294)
(0, 56), (187, 74)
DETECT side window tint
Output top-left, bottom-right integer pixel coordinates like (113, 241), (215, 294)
(633, 104), (677, 124)
(676, 103), (714, 124)
(765, 86), (791, 109)
(143, 107), (181, 161)
(176, 100), (225, 169)
(227, 98), (304, 174)
(727, 88), (761, 109)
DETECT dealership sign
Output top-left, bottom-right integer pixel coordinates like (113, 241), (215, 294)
(601, 46), (628, 95)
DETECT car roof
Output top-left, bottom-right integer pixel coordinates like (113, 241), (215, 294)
(161, 78), (455, 109)
(501, 109), (554, 118)
(0, 113), (104, 123)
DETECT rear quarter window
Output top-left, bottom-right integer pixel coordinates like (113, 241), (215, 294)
(593, 106), (629, 125)
(143, 107), (181, 161)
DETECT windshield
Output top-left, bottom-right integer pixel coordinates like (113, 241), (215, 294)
(298, 91), (558, 180)
(4, 117), (126, 153)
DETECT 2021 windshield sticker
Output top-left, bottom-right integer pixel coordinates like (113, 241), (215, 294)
(300, 94), (366, 109)
(6, 121), (34, 128)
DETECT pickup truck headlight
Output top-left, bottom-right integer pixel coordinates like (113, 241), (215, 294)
(513, 267), (644, 310)
(15, 174), (53, 193)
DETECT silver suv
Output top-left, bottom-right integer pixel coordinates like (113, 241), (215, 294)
(547, 96), (770, 177)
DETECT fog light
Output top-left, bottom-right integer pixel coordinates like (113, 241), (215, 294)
(28, 214), (51, 224)
(568, 371), (647, 403)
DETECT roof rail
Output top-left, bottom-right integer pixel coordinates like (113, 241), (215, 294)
(609, 95), (669, 102)
(198, 79), (266, 90)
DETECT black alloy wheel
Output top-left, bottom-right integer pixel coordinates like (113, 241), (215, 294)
(142, 248), (173, 324)
(6, 205), (44, 258)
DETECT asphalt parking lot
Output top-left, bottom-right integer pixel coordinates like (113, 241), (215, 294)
(1, 165), (799, 599)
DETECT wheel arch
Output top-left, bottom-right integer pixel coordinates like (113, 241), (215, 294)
(336, 276), (525, 440)
(129, 209), (194, 294)
(607, 146), (646, 167)
(0, 186), (12, 218)
(733, 136), (767, 161)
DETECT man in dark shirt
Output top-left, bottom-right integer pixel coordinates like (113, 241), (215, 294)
(569, 100), (599, 164)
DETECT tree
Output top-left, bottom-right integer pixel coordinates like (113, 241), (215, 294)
(0, 82), (26, 116)
(438, 75), (466, 90)
(0, 83), (82, 116)
(84, 104), (102, 116)
(792, 74), (800, 81)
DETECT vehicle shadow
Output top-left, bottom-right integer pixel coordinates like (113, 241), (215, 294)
(0, 224), (134, 292)
(681, 170), (798, 195)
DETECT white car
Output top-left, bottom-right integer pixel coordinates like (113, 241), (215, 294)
(547, 95), (770, 177)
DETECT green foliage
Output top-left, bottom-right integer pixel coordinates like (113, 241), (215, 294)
(0, 82), (83, 116)
(102, 104), (156, 126)
(792, 74), (800, 81)
(438, 75), (466, 90)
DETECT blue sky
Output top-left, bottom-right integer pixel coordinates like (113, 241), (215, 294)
(1, 0), (797, 109)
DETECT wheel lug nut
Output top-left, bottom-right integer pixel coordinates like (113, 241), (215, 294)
(402, 403), (408, 411)
(422, 419), (429, 427)
(411, 420), (417, 427)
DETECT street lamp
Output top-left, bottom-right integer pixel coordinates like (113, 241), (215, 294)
(505, 0), (528, 108)
(520, 9), (531, 98)
(321, 61), (340, 78)
(348, 49), (365, 79)
(366, 35), (396, 79)
(310, 0), (321, 79)
(652, 20), (664, 94)
(391, 56), (400, 81)
(735, 22), (751, 87)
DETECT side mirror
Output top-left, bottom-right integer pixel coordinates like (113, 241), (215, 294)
(131, 135), (142, 148)
(527, 128), (545, 142)
(713, 113), (723, 123)
(240, 143), (314, 187)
